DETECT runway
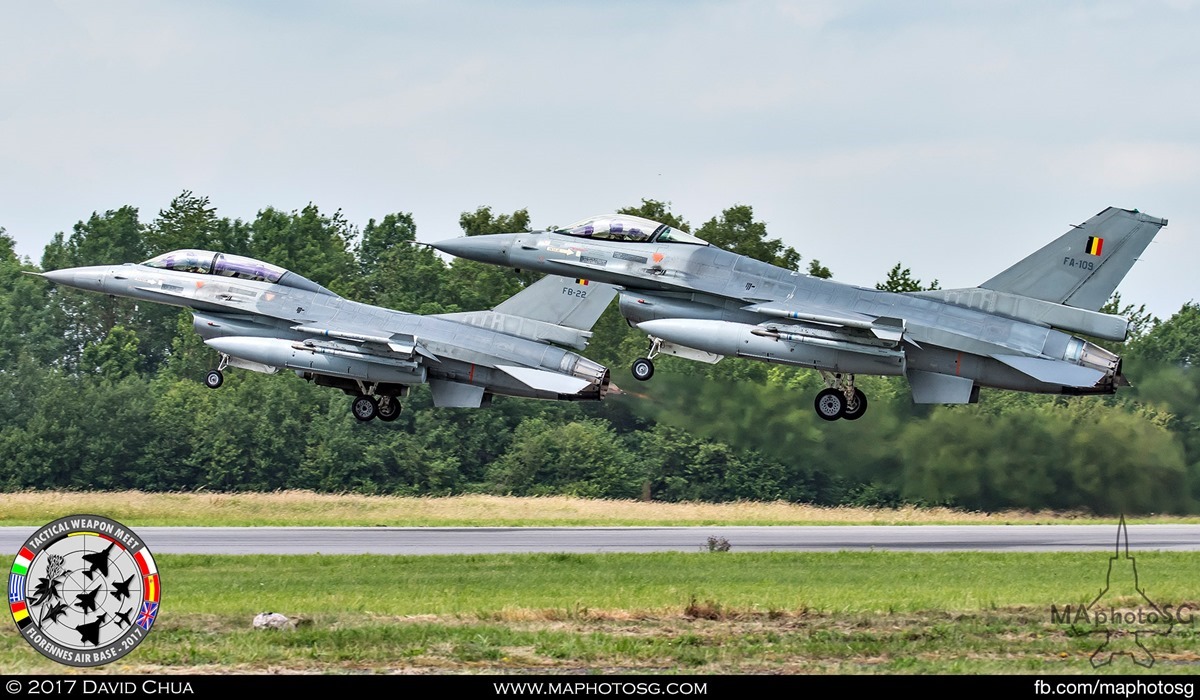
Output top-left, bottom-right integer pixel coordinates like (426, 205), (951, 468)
(1, 524), (1197, 554)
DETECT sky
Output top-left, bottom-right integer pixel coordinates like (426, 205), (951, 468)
(3, 0), (1199, 321)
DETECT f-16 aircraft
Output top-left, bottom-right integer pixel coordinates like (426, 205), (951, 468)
(431, 207), (1166, 421)
(40, 250), (616, 421)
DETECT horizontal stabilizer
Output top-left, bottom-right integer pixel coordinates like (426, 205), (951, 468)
(495, 365), (592, 394)
(991, 355), (1105, 388)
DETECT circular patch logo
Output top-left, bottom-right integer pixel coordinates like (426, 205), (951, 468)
(8, 514), (160, 667)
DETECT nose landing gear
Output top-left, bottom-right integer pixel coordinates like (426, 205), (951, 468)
(631, 337), (663, 381)
(205, 354), (231, 389)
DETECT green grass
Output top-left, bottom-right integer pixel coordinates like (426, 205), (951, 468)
(160, 551), (1200, 615)
(3, 491), (1195, 526)
(4, 551), (1197, 674)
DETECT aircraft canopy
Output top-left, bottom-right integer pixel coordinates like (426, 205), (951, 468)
(553, 214), (708, 246)
(141, 250), (336, 295)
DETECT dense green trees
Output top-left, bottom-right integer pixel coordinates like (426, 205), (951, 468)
(2, 192), (1198, 515)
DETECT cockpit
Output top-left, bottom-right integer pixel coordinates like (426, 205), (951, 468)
(140, 250), (337, 296)
(551, 214), (709, 246)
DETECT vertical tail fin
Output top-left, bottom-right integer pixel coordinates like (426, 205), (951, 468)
(435, 275), (617, 350)
(493, 274), (617, 330)
(979, 207), (1167, 310)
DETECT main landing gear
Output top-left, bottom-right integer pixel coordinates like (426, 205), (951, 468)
(206, 357), (404, 423)
(350, 381), (403, 423)
(814, 372), (868, 421)
(631, 337), (662, 381)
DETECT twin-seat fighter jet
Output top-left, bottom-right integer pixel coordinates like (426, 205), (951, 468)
(41, 250), (616, 421)
(431, 207), (1166, 421)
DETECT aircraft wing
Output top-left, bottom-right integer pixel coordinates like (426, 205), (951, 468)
(495, 365), (593, 394)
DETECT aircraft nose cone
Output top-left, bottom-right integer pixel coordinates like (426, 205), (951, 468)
(428, 233), (516, 265)
(39, 266), (109, 292)
(40, 269), (76, 286)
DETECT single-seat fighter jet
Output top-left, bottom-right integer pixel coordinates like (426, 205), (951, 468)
(40, 250), (616, 421)
(431, 207), (1166, 421)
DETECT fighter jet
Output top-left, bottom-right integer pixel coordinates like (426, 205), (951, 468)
(74, 585), (101, 614)
(110, 573), (135, 601)
(40, 250), (616, 420)
(81, 542), (114, 581)
(431, 207), (1166, 421)
(113, 608), (133, 628)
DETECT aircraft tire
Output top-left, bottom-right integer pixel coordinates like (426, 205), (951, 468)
(204, 369), (224, 390)
(814, 388), (845, 421)
(351, 394), (378, 422)
(377, 396), (402, 422)
(631, 358), (655, 381)
(841, 389), (868, 421)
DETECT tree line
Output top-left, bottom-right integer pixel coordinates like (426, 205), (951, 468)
(2, 191), (1198, 514)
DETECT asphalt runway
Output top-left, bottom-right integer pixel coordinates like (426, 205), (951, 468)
(1, 524), (1197, 555)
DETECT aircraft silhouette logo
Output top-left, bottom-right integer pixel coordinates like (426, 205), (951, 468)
(1053, 515), (1187, 669)
(8, 515), (161, 667)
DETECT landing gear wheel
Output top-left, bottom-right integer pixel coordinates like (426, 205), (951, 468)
(841, 389), (868, 421)
(631, 357), (655, 381)
(204, 369), (224, 389)
(351, 394), (378, 422)
(814, 388), (845, 421)
(376, 396), (402, 422)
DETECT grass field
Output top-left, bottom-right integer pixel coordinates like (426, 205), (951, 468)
(2, 551), (1197, 675)
(1, 490), (1195, 526)
(2, 492), (1197, 675)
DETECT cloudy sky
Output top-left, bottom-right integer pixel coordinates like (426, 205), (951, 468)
(3, 1), (1198, 320)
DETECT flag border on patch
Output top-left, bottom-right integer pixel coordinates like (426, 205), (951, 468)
(8, 573), (25, 603)
(136, 600), (159, 631)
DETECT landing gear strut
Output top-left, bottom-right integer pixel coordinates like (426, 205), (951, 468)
(814, 372), (868, 421)
(631, 337), (662, 381)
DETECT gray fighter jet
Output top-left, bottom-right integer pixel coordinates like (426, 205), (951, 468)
(40, 250), (616, 421)
(431, 207), (1166, 421)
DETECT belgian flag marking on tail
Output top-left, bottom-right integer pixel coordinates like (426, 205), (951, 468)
(575, 278), (589, 285)
(1085, 236), (1104, 256)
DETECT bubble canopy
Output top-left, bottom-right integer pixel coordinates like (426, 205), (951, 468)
(140, 250), (336, 295)
(552, 214), (708, 246)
